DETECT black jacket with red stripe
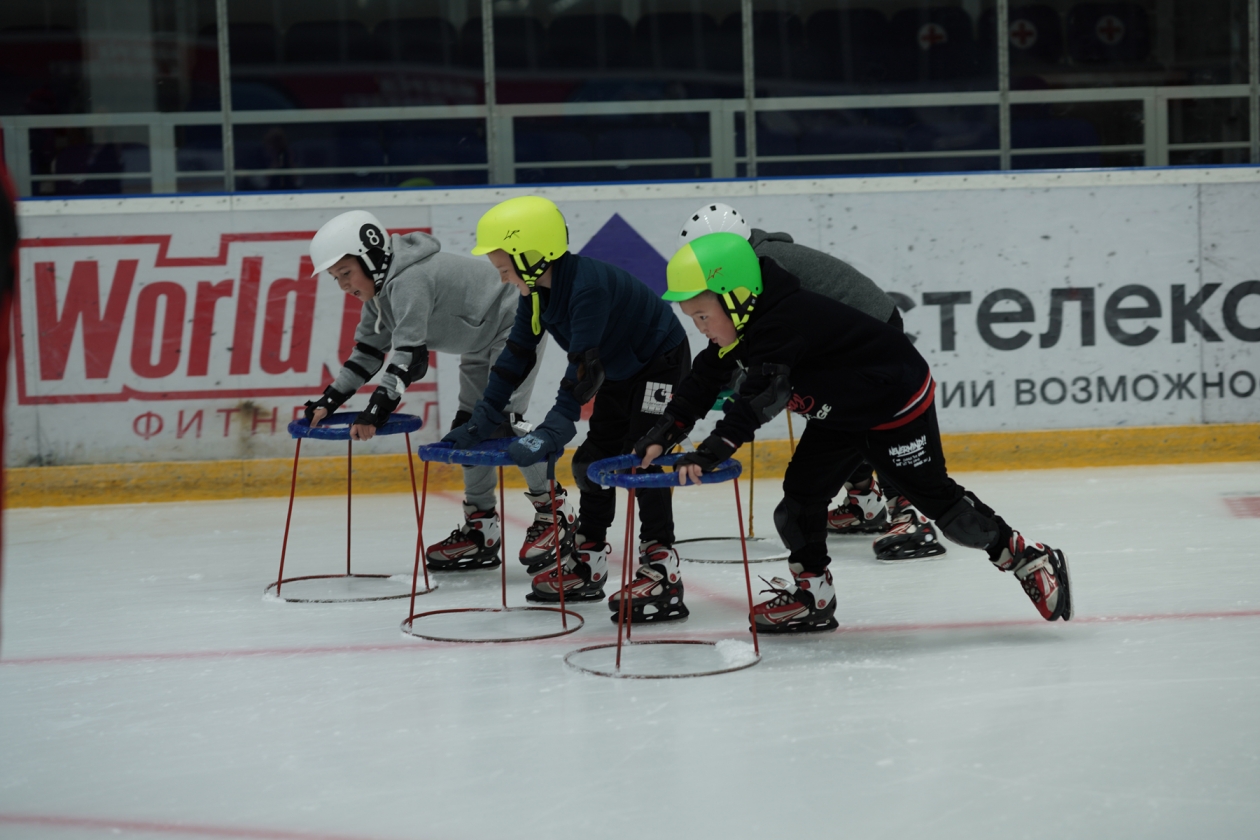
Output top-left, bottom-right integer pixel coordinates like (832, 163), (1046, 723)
(668, 258), (934, 445)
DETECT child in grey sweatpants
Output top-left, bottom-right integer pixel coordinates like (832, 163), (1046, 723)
(305, 210), (575, 572)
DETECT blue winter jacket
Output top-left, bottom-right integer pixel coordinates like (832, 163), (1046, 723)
(482, 252), (686, 422)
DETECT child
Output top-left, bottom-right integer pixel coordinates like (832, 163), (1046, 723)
(637, 232), (1072, 633)
(678, 202), (943, 561)
(446, 196), (691, 624)
(304, 210), (574, 573)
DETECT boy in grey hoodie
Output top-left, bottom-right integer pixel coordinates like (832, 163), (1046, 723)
(305, 210), (576, 573)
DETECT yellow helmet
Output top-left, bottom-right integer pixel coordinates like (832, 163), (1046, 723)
(471, 196), (569, 281)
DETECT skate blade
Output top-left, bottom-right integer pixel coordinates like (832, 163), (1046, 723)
(828, 524), (890, 536)
(1052, 549), (1073, 621)
(608, 604), (690, 625)
(525, 589), (605, 604)
(426, 558), (502, 572)
(754, 616), (840, 634)
(876, 544), (948, 563)
(522, 560), (555, 574)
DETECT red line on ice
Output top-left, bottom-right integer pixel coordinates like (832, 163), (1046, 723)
(0, 813), (406, 840)
(4, 609), (1259, 667)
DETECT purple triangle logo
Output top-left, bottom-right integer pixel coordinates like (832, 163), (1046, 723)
(578, 213), (668, 295)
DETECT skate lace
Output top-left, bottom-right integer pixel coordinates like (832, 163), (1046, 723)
(756, 575), (796, 607)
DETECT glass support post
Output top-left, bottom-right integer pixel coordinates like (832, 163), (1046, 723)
(1251, 0), (1259, 162)
(997, 0), (1011, 170)
(741, 0), (756, 179)
(215, 0), (234, 192)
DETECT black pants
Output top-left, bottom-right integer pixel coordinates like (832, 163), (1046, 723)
(844, 306), (906, 498)
(571, 339), (691, 546)
(781, 402), (1010, 572)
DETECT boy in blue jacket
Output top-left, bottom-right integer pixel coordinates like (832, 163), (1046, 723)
(446, 196), (692, 624)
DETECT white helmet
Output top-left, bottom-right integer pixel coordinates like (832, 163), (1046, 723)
(678, 202), (751, 252)
(309, 210), (394, 288)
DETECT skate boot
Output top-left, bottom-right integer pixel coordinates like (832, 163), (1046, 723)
(607, 541), (689, 624)
(526, 537), (608, 603)
(519, 484), (577, 573)
(426, 504), (502, 571)
(827, 480), (889, 534)
(872, 496), (947, 561)
(993, 531), (1073, 621)
(751, 565), (839, 633)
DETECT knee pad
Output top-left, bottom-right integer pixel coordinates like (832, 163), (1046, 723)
(773, 495), (829, 552)
(936, 491), (1001, 550)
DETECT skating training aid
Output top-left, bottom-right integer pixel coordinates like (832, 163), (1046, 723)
(562, 452), (761, 679)
(401, 442), (583, 643)
(267, 412), (434, 604)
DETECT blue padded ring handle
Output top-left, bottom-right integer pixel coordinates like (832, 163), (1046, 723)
(288, 411), (423, 441)
(587, 452), (742, 489)
(416, 438), (522, 467)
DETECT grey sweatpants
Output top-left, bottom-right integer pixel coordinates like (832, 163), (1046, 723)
(458, 328), (550, 511)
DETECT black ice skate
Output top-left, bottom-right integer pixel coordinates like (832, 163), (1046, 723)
(607, 541), (689, 624)
(426, 504), (502, 571)
(993, 531), (1073, 621)
(827, 479), (889, 534)
(751, 567), (838, 634)
(872, 496), (947, 562)
(526, 538), (608, 603)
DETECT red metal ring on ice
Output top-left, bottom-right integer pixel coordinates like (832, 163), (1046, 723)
(674, 536), (788, 564)
(400, 606), (584, 643)
(265, 573), (417, 603)
(564, 640), (761, 679)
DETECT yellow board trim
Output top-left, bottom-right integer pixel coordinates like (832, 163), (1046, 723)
(6, 424), (1260, 509)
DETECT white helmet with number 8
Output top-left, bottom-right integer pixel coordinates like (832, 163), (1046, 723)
(677, 202), (751, 252)
(309, 210), (394, 289)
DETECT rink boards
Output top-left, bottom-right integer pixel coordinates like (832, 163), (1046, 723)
(10, 166), (1260, 471)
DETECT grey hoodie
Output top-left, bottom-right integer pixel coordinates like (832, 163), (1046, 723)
(332, 232), (519, 399)
(749, 229), (895, 322)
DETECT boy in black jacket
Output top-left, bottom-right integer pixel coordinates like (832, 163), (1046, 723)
(637, 232), (1073, 633)
(447, 196), (692, 623)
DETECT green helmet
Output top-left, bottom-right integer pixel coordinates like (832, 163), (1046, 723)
(665, 232), (763, 337)
(664, 232), (762, 301)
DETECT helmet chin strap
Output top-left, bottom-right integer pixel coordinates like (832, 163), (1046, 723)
(357, 249), (393, 291)
(512, 252), (551, 335)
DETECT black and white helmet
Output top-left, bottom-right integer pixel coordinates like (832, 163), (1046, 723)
(309, 210), (394, 289)
(677, 202), (751, 252)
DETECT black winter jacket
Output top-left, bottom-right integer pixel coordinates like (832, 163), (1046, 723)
(669, 258), (934, 444)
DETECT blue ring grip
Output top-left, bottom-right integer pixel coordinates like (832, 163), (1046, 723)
(287, 411), (423, 441)
(587, 452), (742, 489)
(416, 438), (522, 467)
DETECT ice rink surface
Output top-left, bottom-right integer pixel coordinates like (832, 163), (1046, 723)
(2, 462), (1260, 840)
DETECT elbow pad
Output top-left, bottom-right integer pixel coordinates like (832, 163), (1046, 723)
(747, 363), (793, 423)
(386, 344), (428, 388)
(561, 348), (605, 405)
(490, 339), (538, 388)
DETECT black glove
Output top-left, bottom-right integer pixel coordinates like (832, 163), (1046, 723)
(448, 410), (472, 431)
(675, 434), (737, 473)
(633, 413), (692, 459)
(304, 385), (350, 422)
(442, 401), (507, 449)
(353, 386), (401, 429)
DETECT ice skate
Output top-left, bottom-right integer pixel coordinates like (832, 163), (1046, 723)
(526, 537), (607, 603)
(993, 531), (1073, 621)
(751, 566), (838, 633)
(827, 479), (889, 534)
(519, 484), (577, 573)
(426, 504), (502, 570)
(872, 496), (946, 561)
(607, 541), (689, 624)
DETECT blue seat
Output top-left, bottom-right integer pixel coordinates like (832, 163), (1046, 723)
(1066, 2), (1151, 64)
(547, 15), (634, 70)
(515, 130), (593, 164)
(594, 126), (698, 179)
(461, 17), (547, 70)
(389, 130), (487, 166)
(889, 6), (983, 82)
(805, 9), (892, 84)
(374, 17), (460, 66)
(282, 20), (374, 64)
(1012, 117), (1102, 169)
(979, 5), (1064, 70)
(226, 22), (279, 66)
(51, 143), (130, 195)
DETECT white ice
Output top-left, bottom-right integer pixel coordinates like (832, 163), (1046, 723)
(3, 463), (1260, 839)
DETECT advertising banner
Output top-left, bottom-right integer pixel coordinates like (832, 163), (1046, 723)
(10, 171), (1260, 466)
